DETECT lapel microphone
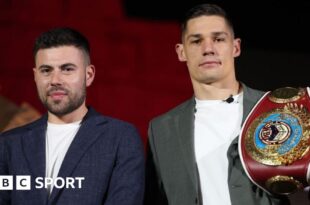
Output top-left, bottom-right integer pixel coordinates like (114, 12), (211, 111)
(224, 95), (234, 103)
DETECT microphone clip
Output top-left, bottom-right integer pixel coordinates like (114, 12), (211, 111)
(224, 95), (234, 103)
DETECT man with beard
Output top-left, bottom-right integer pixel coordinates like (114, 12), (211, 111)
(0, 28), (144, 205)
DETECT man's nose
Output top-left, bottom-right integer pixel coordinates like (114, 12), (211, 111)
(50, 71), (62, 85)
(202, 40), (215, 56)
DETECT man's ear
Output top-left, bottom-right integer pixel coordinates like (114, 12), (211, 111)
(86, 65), (95, 87)
(175, 44), (187, 62)
(33, 67), (37, 83)
(233, 38), (241, 57)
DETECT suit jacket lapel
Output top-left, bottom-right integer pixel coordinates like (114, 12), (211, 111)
(175, 98), (199, 191)
(228, 84), (265, 181)
(22, 115), (48, 202)
(242, 85), (258, 124)
(230, 84), (265, 144)
(22, 115), (47, 178)
(49, 108), (107, 202)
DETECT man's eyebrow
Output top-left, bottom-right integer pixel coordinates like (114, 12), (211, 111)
(212, 31), (229, 36)
(186, 34), (202, 41)
(60, 63), (77, 69)
(38, 64), (53, 70)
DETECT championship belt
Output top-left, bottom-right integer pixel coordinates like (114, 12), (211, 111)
(239, 87), (310, 195)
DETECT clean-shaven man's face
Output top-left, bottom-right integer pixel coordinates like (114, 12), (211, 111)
(176, 15), (241, 86)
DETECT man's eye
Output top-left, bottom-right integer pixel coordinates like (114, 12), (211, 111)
(40, 68), (51, 74)
(62, 67), (74, 72)
(215, 38), (225, 42)
(191, 39), (201, 44)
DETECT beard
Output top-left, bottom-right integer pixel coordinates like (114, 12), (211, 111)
(38, 81), (86, 116)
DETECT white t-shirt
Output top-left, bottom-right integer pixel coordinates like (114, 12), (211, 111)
(45, 120), (81, 193)
(194, 93), (243, 205)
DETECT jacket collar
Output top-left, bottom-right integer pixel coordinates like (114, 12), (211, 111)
(175, 83), (258, 151)
(22, 107), (108, 202)
(174, 98), (199, 195)
(174, 83), (264, 188)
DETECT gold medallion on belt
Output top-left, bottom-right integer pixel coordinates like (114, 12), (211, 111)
(241, 87), (310, 195)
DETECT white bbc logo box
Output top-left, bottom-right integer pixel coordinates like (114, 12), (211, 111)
(0, 175), (31, 190)
(0, 176), (13, 190)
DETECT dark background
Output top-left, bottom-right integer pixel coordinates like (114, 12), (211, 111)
(124, 0), (310, 51)
(124, 0), (310, 90)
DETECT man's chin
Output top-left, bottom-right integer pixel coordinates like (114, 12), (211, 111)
(46, 103), (71, 116)
(48, 108), (72, 116)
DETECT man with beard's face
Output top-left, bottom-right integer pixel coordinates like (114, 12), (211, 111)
(34, 45), (89, 119)
(0, 27), (145, 205)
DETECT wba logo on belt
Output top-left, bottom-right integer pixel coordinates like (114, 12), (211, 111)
(239, 87), (310, 195)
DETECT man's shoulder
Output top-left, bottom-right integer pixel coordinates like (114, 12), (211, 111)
(87, 107), (138, 133)
(151, 98), (194, 125)
(243, 84), (265, 96)
(88, 109), (143, 152)
(102, 115), (137, 131)
(0, 116), (46, 141)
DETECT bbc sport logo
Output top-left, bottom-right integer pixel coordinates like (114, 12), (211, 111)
(0, 176), (85, 190)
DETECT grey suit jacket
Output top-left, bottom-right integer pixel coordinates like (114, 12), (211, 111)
(144, 84), (290, 205)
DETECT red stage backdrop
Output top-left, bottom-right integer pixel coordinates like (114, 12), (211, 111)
(0, 0), (193, 145)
